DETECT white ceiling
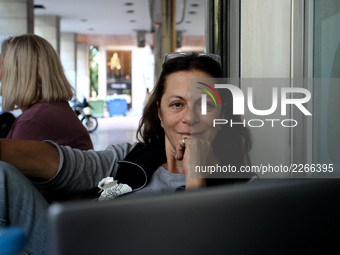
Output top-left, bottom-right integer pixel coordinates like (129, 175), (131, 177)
(34, 0), (206, 37)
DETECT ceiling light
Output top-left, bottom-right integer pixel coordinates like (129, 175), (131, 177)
(34, 4), (45, 9)
(188, 11), (196, 15)
(125, 2), (134, 6)
(126, 10), (135, 13)
(191, 4), (199, 7)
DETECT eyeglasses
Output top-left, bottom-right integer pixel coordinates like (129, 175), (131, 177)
(163, 52), (222, 66)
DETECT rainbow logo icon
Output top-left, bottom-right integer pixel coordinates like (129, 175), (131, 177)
(196, 82), (222, 115)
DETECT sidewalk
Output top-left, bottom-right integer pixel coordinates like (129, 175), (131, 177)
(89, 112), (142, 150)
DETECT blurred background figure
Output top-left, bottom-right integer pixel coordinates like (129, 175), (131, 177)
(0, 34), (94, 202)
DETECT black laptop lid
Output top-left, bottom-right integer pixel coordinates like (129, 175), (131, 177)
(48, 179), (340, 255)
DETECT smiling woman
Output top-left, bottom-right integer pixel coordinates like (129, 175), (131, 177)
(156, 70), (221, 186)
(0, 52), (255, 254)
(138, 52), (253, 183)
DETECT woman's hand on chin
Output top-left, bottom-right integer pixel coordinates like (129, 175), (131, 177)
(176, 136), (215, 189)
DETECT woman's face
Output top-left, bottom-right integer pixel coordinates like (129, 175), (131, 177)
(158, 70), (224, 149)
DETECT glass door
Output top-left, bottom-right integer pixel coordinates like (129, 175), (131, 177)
(313, 0), (340, 171)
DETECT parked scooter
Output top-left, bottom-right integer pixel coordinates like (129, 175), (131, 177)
(70, 98), (98, 133)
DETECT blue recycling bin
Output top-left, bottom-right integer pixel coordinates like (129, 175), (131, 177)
(106, 97), (128, 116)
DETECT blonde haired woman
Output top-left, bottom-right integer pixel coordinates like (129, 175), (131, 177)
(0, 34), (93, 202)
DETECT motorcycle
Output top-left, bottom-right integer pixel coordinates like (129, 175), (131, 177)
(71, 98), (98, 133)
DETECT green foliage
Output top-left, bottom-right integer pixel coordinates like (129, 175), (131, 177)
(89, 45), (99, 97)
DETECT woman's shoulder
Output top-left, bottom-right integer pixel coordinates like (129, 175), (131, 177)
(30, 101), (70, 111)
(104, 142), (140, 154)
(21, 101), (69, 115)
(103, 142), (160, 163)
(20, 102), (77, 123)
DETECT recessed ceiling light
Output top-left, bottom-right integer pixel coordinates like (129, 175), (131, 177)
(34, 4), (45, 9)
(188, 11), (196, 15)
(126, 10), (135, 13)
(130, 20), (136, 23)
(125, 2), (134, 6)
(81, 19), (87, 22)
(191, 4), (199, 7)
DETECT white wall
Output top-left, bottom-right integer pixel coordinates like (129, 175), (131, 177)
(60, 33), (77, 90)
(34, 15), (60, 54)
(240, 0), (292, 177)
(131, 45), (155, 115)
(0, 0), (34, 42)
(76, 43), (90, 100)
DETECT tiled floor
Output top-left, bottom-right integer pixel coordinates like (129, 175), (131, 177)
(89, 112), (142, 151)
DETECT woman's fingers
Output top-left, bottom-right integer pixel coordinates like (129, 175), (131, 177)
(174, 136), (213, 188)
(188, 139), (213, 169)
(182, 137), (211, 189)
(175, 136), (189, 160)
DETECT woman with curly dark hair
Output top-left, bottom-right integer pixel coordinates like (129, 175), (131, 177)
(0, 52), (254, 254)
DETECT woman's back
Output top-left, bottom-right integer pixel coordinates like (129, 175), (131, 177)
(6, 101), (93, 150)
